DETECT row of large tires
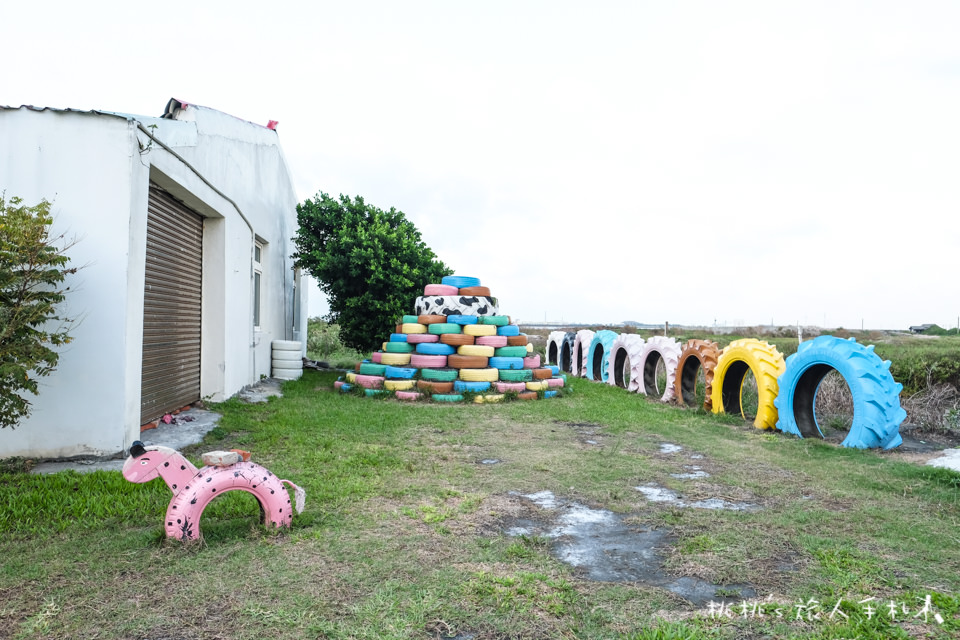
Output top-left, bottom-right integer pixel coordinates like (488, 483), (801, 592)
(545, 331), (904, 449)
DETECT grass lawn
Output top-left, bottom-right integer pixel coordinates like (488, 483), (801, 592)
(2, 370), (959, 639)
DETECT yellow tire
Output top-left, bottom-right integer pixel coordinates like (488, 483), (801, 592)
(401, 323), (427, 334)
(464, 324), (497, 337)
(526, 380), (549, 391)
(345, 372), (357, 383)
(710, 339), (785, 430)
(384, 379), (415, 391)
(474, 394), (504, 404)
(380, 352), (412, 366)
(458, 344), (495, 357)
(459, 367), (499, 382)
(526, 343), (533, 353)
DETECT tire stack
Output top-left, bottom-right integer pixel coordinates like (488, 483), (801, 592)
(272, 340), (304, 380)
(335, 275), (567, 402)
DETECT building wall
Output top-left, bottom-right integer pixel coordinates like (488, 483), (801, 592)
(0, 104), (307, 459)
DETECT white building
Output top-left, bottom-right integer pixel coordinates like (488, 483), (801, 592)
(0, 98), (307, 459)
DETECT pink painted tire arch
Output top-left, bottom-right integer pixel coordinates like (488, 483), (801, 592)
(572, 330), (596, 378)
(607, 334), (645, 391)
(635, 336), (681, 402)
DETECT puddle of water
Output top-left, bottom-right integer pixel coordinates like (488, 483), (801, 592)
(480, 459), (501, 465)
(660, 443), (683, 454)
(671, 466), (710, 480)
(585, 439), (599, 445)
(690, 454), (704, 460)
(508, 491), (755, 605)
(636, 484), (760, 512)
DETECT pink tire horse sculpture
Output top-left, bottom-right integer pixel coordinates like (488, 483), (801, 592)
(123, 441), (305, 541)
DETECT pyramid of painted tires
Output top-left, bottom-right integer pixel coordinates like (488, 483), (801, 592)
(544, 330), (905, 450)
(334, 275), (566, 403)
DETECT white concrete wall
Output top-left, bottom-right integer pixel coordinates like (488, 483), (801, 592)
(0, 103), (307, 460)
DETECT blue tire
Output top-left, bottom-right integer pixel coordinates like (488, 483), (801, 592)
(389, 333), (408, 342)
(497, 325), (520, 336)
(586, 330), (618, 382)
(416, 342), (456, 356)
(384, 366), (417, 380)
(441, 275), (481, 288)
(489, 356), (524, 370)
(454, 380), (491, 393)
(447, 314), (478, 325)
(774, 335), (905, 450)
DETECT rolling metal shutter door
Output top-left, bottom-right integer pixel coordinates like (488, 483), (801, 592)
(141, 185), (203, 424)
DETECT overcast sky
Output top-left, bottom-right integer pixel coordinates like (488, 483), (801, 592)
(4, 1), (959, 330)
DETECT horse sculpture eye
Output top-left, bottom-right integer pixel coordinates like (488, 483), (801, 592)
(141, 460), (149, 465)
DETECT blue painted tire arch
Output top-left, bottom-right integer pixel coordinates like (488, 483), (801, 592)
(585, 330), (618, 383)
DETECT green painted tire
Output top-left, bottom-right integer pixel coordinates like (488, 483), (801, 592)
(494, 346), (527, 357)
(358, 362), (387, 376)
(421, 367), (459, 382)
(499, 368), (533, 382)
(478, 315), (510, 326)
(432, 394), (464, 403)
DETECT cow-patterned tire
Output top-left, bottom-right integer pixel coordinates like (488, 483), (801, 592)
(547, 331), (566, 366)
(711, 339), (785, 430)
(415, 295), (498, 317)
(635, 336), (681, 402)
(674, 340), (720, 410)
(571, 330), (596, 378)
(559, 332), (576, 373)
(774, 336), (904, 449)
(586, 330), (618, 383)
(607, 334), (644, 391)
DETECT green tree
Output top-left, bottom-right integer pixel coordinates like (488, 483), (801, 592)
(0, 194), (76, 428)
(293, 193), (452, 353)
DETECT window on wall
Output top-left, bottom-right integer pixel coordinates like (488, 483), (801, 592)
(253, 241), (263, 330)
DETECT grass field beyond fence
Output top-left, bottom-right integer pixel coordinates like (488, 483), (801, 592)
(2, 368), (960, 639)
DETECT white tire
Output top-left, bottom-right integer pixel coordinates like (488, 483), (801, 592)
(546, 331), (566, 366)
(272, 359), (304, 369)
(271, 350), (302, 362)
(572, 330), (595, 378)
(272, 366), (303, 380)
(607, 334), (645, 391)
(271, 340), (303, 352)
(636, 336), (681, 401)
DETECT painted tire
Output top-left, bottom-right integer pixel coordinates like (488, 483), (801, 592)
(364, 388), (386, 397)
(489, 356), (524, 370)
(338, 382), (353, 392)
(384, 366), (417, 379)
(384, 379), (415, 391)
(334, 380), (346, 390)
(636, 336), (682, 402)
(495, 346), (527, 358)
(526, 344), (534, 354)
(497, 325), (520, 337)
(418, 314), (448, 325)
(474, 394), (504, 404)
(547, 377), (565, 388)
(607, 334), (644, 391)
(547, 331), (566, 366)
(401, 323), (427, 334)
(417, 380), (455, 393)
(478, 315), (510, 326)
(517, 392), (537, 400)
(544, 390), (559, 399)
(526, 380), (549, 391)
(432, 394), (464, 403)
(459, 367), (499, 382)
(447, 354), (489, 369)
(523, 354), (541, 369)
(496, 382), (526, 393)
(441, 275), (481, 288)
(396, 391), (422, 401)
(358, 362), (387, 376)
(774, 336), (905, 449)
(447, 314), (478, 325)
(711, 339), (785, 430)
(345, 372), (357, 383)
(458, 345), (495, 357)
(476, 335), (508, 347)
(500, 369), (533, 382)
(271, 340), (302, 351)
(354, 374), (385, 389)
(407, 333), (439, 344)
(410, 354), (448, 368)
(458, 286), (491, 296)
(415, 295), (498, 317)
(572, 330), (596, 378)
(464, 324), (497, 337)
(379, 352), (412, 366)
(440, 333), (475, 346)
(548, 365), (560, 375)
(586, 330), (618, 383)
(455, 380), (491, 392)
(272, 350), (302, 362)
(401, 315), (419, 324)
(384, 342), (414, 354)
(421, 368), (458, 382)
(416, 343), (456, 356)
(428, 323), (462, 335)
(424, 284), (458, 296)
(559, 332), (576, 373)
(532, 368), (554, 380)
(389, 333), (408, 343)
(674, 340), (719, 410)
(507, 335), (529, 347)
(271, 359), (304, 369)
(272, 367), (303, 380)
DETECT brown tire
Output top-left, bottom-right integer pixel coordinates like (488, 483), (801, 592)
(447, 354), (489, 369)
(418, 314), (447, 325)
(440, 333), (475, 346)
(674, 339), (719, 411)
(458, 286), (491, 296)
(532, 368), (553, 380)
(517, 391), (538, 400)
(417, 380), (454, 393)
(507, 335), (528, 346)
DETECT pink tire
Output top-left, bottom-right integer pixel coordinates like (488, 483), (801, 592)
(411, 354), (447, 368)
(495, 381), (526, 393)
(636, 336), (681, 402)
(424, 284), (459, 296)
(572, 330), (596, 378)
(334, 380), (345, 390)
(607, 334), (645, 392)
(395, 391), (422, 401)
(547, 377), (565, 388)
(371, 352), (383, 363)
(476, 335), (508, 347)
(523, 354), (541, 369)
(406, 333), (440, 344)
(355, 374), (385, 389)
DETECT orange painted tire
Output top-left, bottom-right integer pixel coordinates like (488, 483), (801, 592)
(447, 354), (489, 369)
(532, 368), (553, 380)
(507, 335), (528, 346)
(459, 286), (491, 296)
(440, 333), (475, 346)
(417, 380), (454, 393)
(674, 339), (719, 411)
(418, 314), (448, 325)
(518, 392), (538, 400)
